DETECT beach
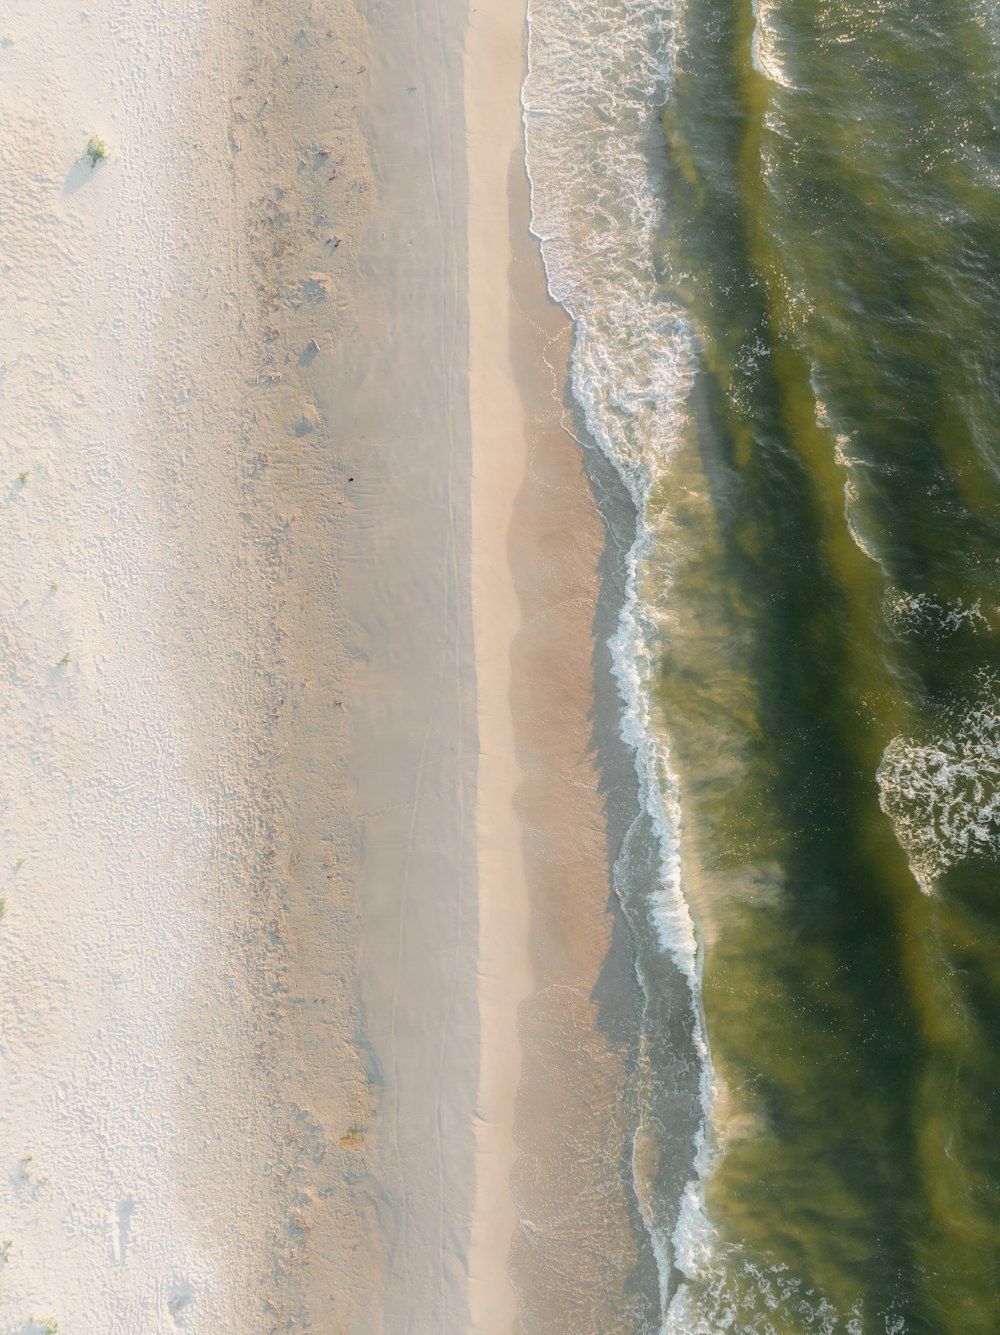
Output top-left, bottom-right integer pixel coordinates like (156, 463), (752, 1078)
(0, 0), (385, 1326)
(0, 0), (642, 1329)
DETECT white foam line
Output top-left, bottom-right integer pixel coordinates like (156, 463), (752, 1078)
(522, 0), (720, 1319)
(751, 0), (794, 89)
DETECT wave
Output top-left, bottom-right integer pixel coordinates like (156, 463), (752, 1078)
(523, 0), (1000, 1326)
(750, 0), (793, 90)
(878, 692), (1000, 895)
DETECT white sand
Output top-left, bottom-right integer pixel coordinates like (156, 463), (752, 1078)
(0, 0), (379, 1329)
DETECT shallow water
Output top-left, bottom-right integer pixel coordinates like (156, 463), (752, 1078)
(525, 1), (1000, 1330)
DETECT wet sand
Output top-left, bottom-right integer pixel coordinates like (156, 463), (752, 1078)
(467, 0), (657, 1323)
(501, 171), (660, 1333)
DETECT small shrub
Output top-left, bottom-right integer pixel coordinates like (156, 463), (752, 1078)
(17, 472), (27, 484)
(57, 653), (70, 667)
(86, 134), (108, 167)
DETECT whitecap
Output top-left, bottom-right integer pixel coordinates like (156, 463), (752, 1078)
(751, 0), (794, 90)
(877, 701), (1000, 893)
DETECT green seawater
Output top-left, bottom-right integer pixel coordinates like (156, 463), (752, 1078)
(651, 2), (1000, 1330)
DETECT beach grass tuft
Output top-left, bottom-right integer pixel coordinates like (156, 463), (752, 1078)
(86, 134), (109, 167)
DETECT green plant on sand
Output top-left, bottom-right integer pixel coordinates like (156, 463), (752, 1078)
(86, 134), (108, 167)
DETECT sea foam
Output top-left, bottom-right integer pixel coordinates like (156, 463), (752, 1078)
(751, 0), (794, 89)
(877, 697), (1000, 894)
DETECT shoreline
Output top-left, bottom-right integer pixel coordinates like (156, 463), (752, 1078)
(0, 0), (652, 1326)
(504, 178), (663, 1329)
(468, 3), (661, 1329)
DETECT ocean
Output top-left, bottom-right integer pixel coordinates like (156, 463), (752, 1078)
(523, 1), (1000, 1330)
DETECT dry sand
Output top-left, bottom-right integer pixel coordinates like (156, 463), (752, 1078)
(0, 0), (640, 1329)
(0, 0), (381, 1328)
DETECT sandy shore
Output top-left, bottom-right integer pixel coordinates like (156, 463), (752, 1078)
(465, 1), (534, 1328)
(0, 0), (642, 1328)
